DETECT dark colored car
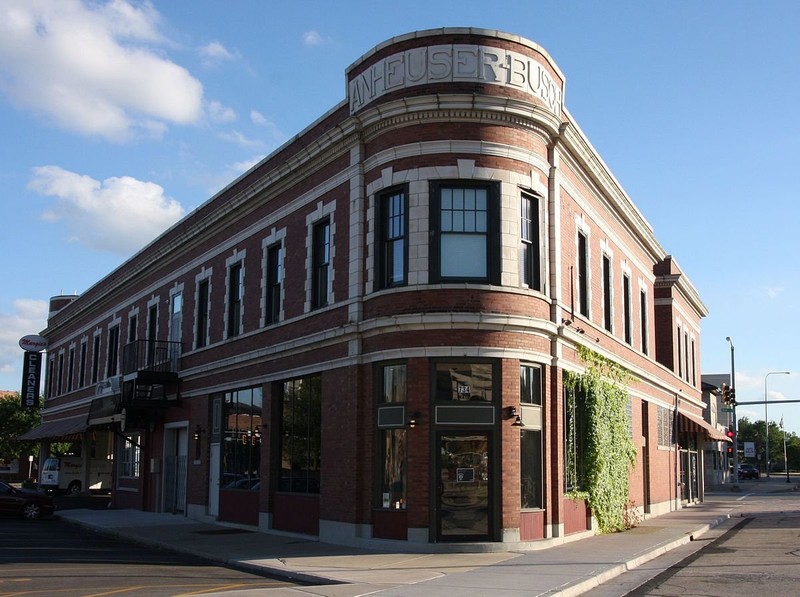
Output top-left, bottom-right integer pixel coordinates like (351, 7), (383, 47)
(0, 480), (56, 519)
(738, 464), (760, 480)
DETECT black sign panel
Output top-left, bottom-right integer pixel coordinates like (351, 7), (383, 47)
(20, 351), (41, 409)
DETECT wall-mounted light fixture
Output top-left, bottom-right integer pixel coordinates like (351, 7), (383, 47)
(408, 412), (421, 429)
(505, 406), (523, 427)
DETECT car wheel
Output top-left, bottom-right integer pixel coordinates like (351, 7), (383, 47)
(23, 502), (42, 520)
(68, 481), (82, 495)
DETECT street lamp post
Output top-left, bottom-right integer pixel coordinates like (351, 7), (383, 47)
(764, 371), (790, 477)
(727, 337), (739, 491)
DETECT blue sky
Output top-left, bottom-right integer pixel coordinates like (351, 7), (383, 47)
(1, 1), (798, 433)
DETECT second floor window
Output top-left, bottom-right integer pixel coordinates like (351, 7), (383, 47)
(602, 254), (612, 332)
(266, 243), (282, 324)
(431, 182), (500, 284)
(520, 192), (541, 291)
(227, 262), (243, 338)
(196, 279), (209, 348)
(577, 231), (589, 318)
(378, 188), (407, 288)
(312, 219), (330, 309)
(106, 325), (120, 378)
(623, 274), (632, 345)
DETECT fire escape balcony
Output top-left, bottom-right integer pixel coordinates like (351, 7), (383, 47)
(120, 339), (182, 410)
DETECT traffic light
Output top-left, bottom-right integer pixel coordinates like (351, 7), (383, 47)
(721, 383), (730, 404)
(729, 387), (736, 405)
(726, 428), (734, 440)
(726, 428), (734, 454)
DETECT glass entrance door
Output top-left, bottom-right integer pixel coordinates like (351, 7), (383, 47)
(437, 432), (492, 541)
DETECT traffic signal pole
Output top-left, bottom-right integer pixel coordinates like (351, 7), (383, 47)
(727, 337), (740, 492)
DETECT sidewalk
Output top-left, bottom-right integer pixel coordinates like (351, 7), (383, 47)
(56, 493), (748, 597)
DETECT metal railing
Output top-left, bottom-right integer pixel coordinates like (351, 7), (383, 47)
(122, 340), (181, 376)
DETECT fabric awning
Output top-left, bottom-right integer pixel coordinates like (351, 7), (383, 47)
(17, 416), (88, 440)
(678, 410), (730, 442)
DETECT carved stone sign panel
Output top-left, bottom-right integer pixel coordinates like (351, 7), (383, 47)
(349, 44), (563, 116)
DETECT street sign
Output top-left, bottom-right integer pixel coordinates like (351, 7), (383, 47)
(721, 407), (734, 412)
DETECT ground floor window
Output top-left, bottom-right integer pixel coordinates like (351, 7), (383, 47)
(279, 375), (321, 493)
(520, 429), (542, 508)
(222, 386), (263, 490)
(120, 432), (141, 478)
(564, 385), (587, 492)
(380, 428), (407, 509)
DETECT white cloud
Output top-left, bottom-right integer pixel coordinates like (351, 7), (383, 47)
(207, 100), (236, 123)
(0, 0), (204, 141)
(217, 130), (265, 149)
(766, 287), (784, 299)
(302, 30), (323, 46)
(0, 299), (49, 390)
(250, 109), (267, 125)
(28, 165), (185, 255)
(198, 40), (236, 67)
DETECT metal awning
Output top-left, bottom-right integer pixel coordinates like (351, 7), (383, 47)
(679, 410), (730, 442)
(18, 416), (88, 440)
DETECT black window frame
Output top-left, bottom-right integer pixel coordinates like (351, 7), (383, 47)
(195, 278), (209, 348)
(312, 219), (331, 309)
(623, 274), (632, 345)
(577, 231), (589, 318)
(520, 191), (542, 291)
(430, 181), (501, 285)
(265, 242), (282, 324)
(277, 375), (322, 494)
(377, 186), (408, 289)
(227, 262), (243, 339)
(602, 254), (612, 332)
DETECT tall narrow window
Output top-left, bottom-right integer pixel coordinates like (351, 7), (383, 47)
(57, 352), (64, 395)
(170, 292), (182, 345)
(128, 314), (138, 344)
(222, 387), (263, 490)
(521, 429), (543, 509)
(431, 182), (500, 284)
(378, 364), (407, 510)
(676, 325), (683, 378)
(564, 384), (587, 491)
(227, 262), (243, 338)
(640, 289), (649, 355)
(623, 274), (632, 345)
(78, 341), (87, 388)
(91, 334), (101, 384)
(379, 188), (407, 288)
(66, 347), (75, 392)
(520, 193), (541, 290)
(266, 243), (282, 324)
(147, 304), (158, 366)
(120, 433), (141, 478)
(312, 220), (330, 309)
(602, 255), (612, 332)
(691, 339), (696, 385)
(577, 231), (589, 317)
(196, 279), (209, 348)
(279, 376), (322, 494)
(106, 325), (120, 377)
(684, 331), (690, 382)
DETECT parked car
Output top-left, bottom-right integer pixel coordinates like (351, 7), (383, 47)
(738, 464), (760, 480)
(0, 480), (55, 520)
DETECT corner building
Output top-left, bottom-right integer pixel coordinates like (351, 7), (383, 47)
(35, 29), (718, 549)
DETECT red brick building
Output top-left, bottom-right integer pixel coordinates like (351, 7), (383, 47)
(26, 29), (721, 549)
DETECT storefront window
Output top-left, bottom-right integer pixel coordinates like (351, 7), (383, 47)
(222, 386), (262, 490)
(379, 363), (407, 509)
(520, 429), (542, 508)
(279, 376), (321, 493)
(120, 433), (141, 478)
(435, 362), (493, 402)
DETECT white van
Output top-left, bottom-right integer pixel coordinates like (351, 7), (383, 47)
(40, 455), (113, 494)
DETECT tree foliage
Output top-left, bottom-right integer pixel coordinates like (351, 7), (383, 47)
(737, 416), (800, 471)
(0, 393), (40, 460)
(564, 347), (637, 533)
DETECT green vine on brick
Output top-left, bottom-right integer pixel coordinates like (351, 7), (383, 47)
(564, 346), (638, 533)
